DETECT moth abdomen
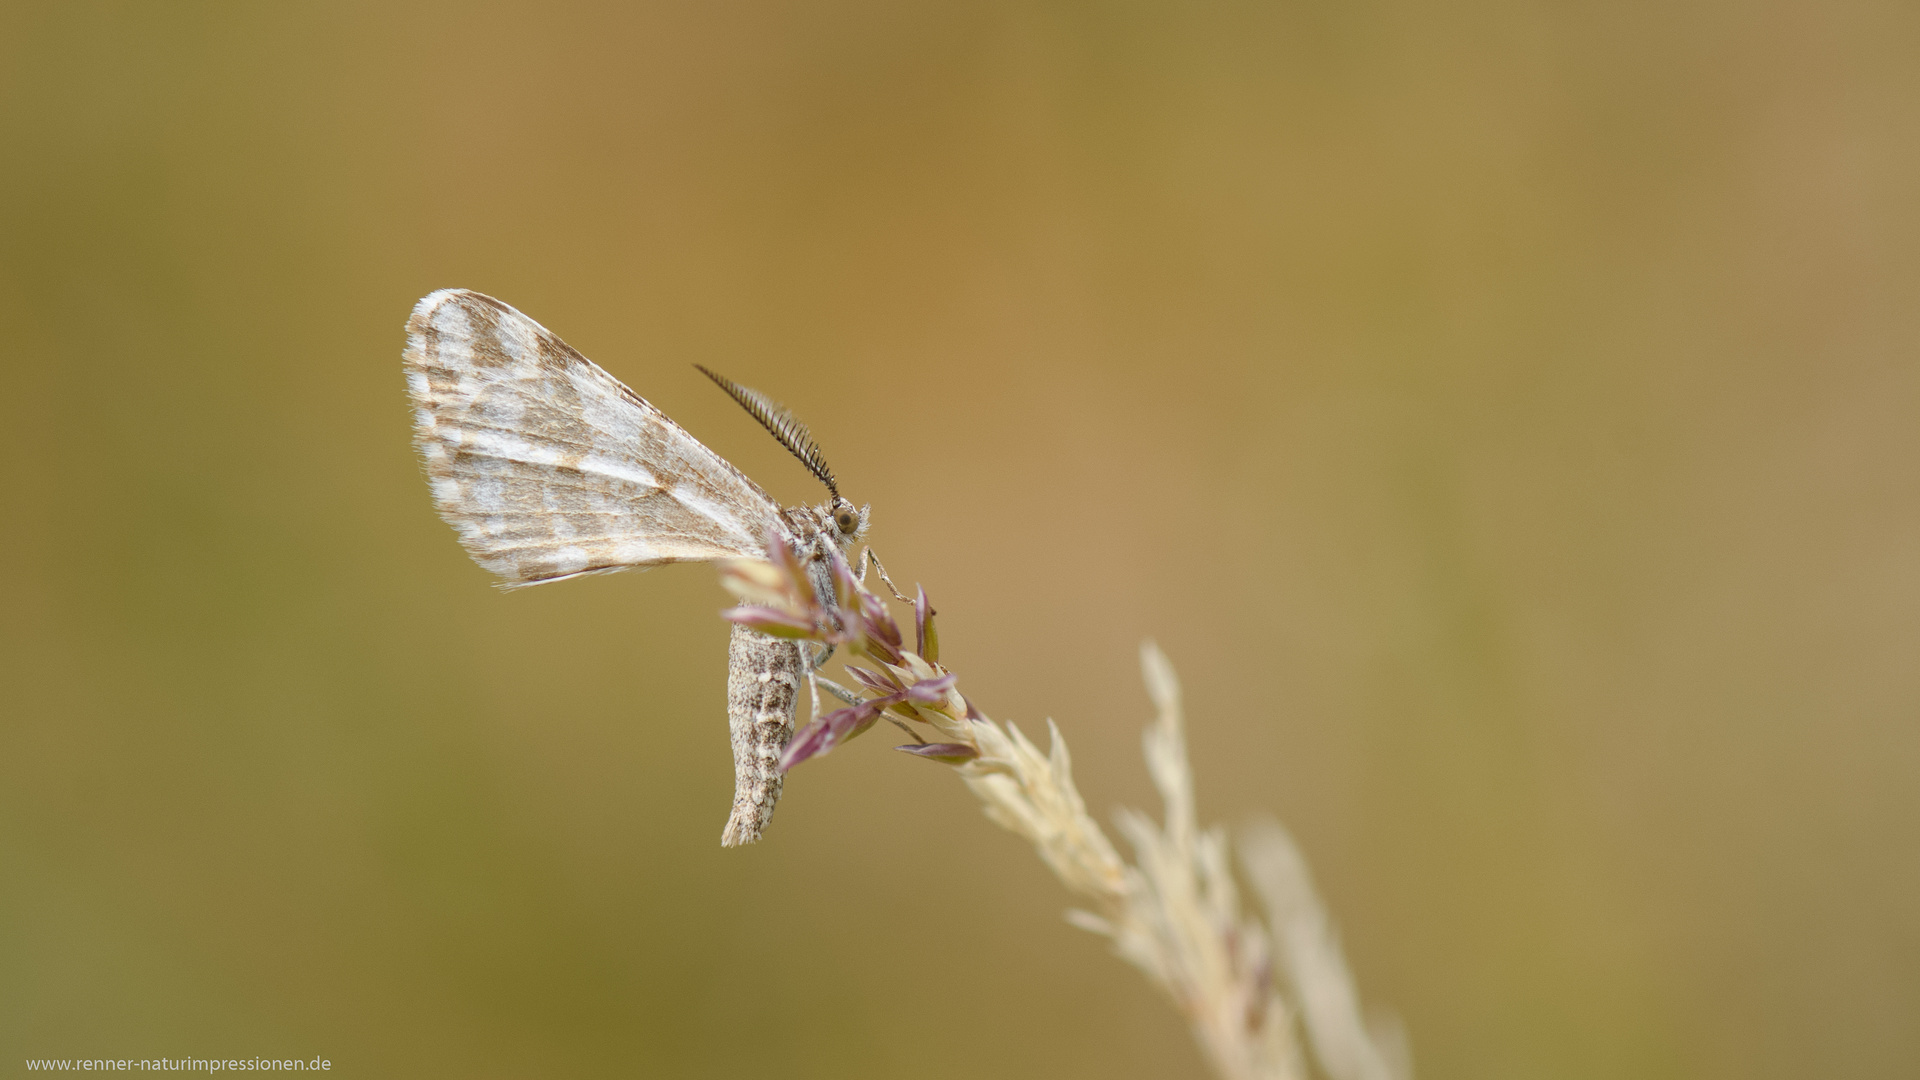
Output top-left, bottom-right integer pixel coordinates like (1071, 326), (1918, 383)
(721, 623), (804, 847)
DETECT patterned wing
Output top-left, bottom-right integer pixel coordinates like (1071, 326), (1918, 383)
(404, 289), (781, 585)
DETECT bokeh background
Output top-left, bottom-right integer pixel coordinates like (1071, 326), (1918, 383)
(3, 1), (1916, 1077)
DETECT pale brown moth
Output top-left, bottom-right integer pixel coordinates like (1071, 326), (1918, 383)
(403, 289), (868, 846)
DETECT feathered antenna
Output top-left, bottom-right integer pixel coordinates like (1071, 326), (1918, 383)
(695, 365), (840, 499)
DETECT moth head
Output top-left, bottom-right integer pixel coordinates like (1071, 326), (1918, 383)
(827, 497), (869, 547)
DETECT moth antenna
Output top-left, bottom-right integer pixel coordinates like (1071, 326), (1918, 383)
(695, 365), (840, 499)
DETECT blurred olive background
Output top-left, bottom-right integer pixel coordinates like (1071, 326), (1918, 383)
(2, 1), (1916, 1077)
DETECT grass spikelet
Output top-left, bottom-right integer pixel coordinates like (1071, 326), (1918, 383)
(719, 545), (1409, 1080)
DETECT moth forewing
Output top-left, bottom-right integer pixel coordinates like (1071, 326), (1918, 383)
(403, 288), (870, 846)
(403, 289), (779, 585)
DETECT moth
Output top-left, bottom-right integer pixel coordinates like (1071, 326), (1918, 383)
(402, 288), (868, 846)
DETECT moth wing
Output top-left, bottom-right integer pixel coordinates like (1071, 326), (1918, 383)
(404, 289), (781, 586)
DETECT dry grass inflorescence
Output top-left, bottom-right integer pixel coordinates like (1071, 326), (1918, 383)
(721, 534), (1410, 1080)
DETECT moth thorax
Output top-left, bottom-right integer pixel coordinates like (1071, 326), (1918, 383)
(776, 503), (860, 622)
(781, 498), (867, 559)
(779, 509), (827, 557)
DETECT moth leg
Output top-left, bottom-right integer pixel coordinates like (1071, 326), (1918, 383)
(812, 671), (916, 737)
(859, 547), (913, 603)
(815, 675), (862, 707)
(810, 642), (836, 670)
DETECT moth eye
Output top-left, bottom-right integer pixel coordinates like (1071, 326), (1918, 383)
(835, 510), (857, 533)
